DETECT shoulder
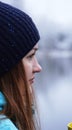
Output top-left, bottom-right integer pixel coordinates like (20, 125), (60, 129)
(0, 115), (18, 130)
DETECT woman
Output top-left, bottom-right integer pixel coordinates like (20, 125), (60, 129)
(0, 1), (42, 130)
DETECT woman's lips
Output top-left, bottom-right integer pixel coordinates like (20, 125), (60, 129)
(29, 77), (35, 84)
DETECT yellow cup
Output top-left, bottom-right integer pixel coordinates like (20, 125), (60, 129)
(67, 122), (72, 130)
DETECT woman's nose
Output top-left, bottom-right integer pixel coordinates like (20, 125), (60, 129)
(33, 58), (42, 73)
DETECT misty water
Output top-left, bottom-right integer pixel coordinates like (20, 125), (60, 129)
(35, 50), (72, 130)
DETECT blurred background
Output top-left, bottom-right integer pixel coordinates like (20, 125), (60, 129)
(1, 0), (72, 130)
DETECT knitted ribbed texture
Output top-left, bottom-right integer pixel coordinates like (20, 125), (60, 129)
(0, 2), (40, 77)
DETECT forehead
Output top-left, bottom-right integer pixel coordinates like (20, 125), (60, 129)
(29, 43), (38, 53)
(25, 43), (38, 57)
(33, 43), (38, 50)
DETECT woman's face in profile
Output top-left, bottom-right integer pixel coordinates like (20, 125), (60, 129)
(22, 43), (42, 86)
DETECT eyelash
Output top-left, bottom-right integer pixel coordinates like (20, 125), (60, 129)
(28, 53), (35, 59)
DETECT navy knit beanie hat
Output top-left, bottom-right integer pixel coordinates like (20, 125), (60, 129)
(0, 2), (40, 77)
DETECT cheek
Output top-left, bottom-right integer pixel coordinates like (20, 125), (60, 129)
(24, 62), (32, 79)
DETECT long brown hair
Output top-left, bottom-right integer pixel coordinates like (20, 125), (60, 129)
(0, 60), (39, 130)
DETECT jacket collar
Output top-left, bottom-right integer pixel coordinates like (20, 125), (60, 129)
(0, 92), (6, 110)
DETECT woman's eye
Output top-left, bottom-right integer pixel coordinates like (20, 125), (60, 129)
(28, 54), (35, 59)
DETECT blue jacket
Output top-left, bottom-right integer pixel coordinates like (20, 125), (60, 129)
(0, 92), (18, 130)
